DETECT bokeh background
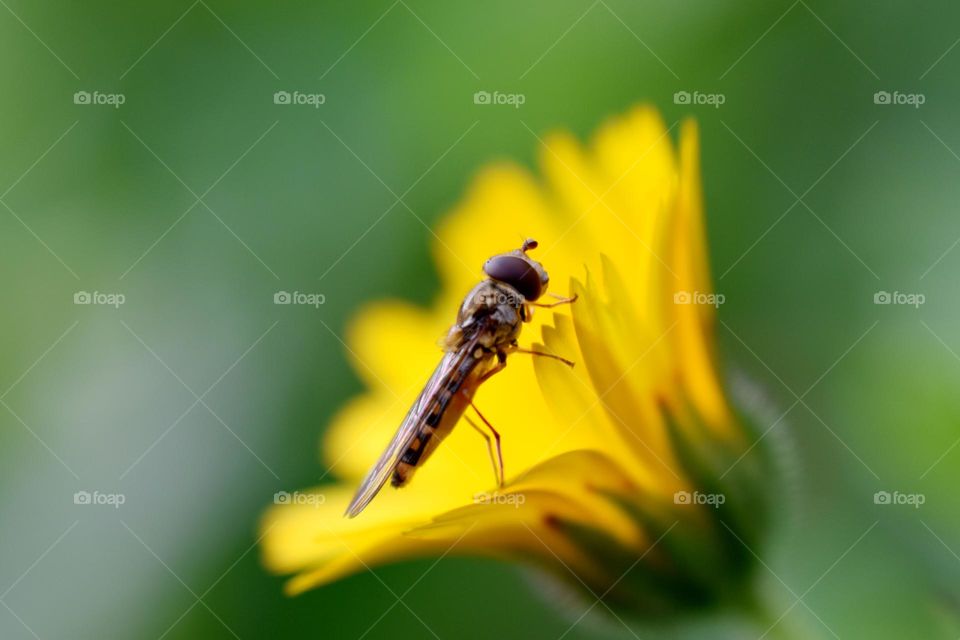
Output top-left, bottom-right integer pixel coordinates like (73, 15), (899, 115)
(1, 1), (958, 638)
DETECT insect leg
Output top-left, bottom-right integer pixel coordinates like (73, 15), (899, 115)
(464, 414), (501, 487)
(529, 293), (578, 308)
(510, 346), (575, 368)
(477, 349), (507, 383)
(463, 393), (504, 487)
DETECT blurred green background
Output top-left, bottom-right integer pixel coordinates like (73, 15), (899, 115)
(1, 1), (958, 638)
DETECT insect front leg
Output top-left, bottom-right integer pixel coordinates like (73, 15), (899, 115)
(462, 391), (504, 487)
(528, 292), (578, 308)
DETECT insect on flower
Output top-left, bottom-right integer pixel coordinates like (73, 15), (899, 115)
(344, 239), (577, 518)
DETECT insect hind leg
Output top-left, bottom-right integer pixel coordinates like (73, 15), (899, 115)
(462, 393), (504, 487)
(477, 350), (507, 384)
(464, 414), (502, 487)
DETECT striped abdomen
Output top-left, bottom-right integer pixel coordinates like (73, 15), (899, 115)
(391, 351), (481, 487)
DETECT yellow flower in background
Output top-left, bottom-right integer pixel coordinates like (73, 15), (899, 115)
(261, 105), (773, 615)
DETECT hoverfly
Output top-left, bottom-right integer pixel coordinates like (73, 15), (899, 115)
(345, 239), (577, 518)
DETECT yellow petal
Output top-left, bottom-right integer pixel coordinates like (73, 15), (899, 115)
(261, 485), (442, 595)
(667, 120), (732, 435)
(344, 300), (448, 393)
(261, 106), (754, 608)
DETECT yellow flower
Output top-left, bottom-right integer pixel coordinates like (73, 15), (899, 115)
(261, 105), (772, 614)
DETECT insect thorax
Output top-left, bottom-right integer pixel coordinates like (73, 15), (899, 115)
(447, 280), (524, 351)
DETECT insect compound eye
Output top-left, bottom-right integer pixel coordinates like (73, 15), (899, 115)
(482, 255), (543, 300)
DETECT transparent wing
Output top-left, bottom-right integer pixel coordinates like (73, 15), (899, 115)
(344, 338), (479, 518)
